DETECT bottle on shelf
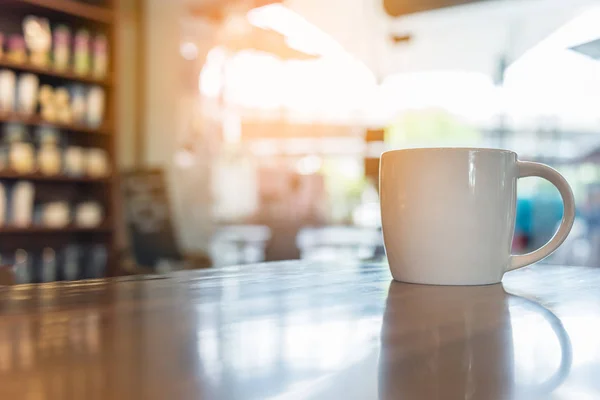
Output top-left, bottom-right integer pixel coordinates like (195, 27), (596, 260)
(11, 181), (34, 227)
(63, 245), (81, 281)
(6, 123), (35, 174)
(36, 126), (61, 176)
(23, 16), (51, 68)
(39, 247), (57, 283)
(0, 69), (16, 113)
(7, 35), (26, 64)
(86, 86), (104, 127)
(13, 249), (33, 284)
(53, 25), (71, 72)
(92, 34), (108, 79)
(73, 29), (91, 76)
(64, 146), (85, 176)
(17, 73), (39, 116)
(39, 85), (72, 124)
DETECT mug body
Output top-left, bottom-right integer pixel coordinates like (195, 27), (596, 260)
(380, 148), (518, 285)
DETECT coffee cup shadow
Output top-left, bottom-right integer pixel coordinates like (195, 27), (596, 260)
(378, 282), (572, 400)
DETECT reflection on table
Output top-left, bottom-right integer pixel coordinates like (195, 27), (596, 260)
(0, 263), (598, 399)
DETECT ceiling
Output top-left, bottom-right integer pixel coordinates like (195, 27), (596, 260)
(185, 0), (599, 80)
(571, 39), (600, 60)
(286, 0), (599, 79)
(188, 0), (281, 20)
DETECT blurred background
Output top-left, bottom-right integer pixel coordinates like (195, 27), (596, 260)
(0, 0), (599, 281)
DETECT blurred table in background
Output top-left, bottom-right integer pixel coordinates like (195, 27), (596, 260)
(0, 262), (598, 399)
(210, 225), (271, 266)
(297, 226), (383, 261)
(210, 225), (384, 267)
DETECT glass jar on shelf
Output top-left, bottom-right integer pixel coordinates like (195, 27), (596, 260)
(36, 126), (62, 176)
(5, 123), (35, 174)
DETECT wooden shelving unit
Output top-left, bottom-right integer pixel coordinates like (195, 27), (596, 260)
(0, 113), (109, 135)
(0, 0), (119, 279)
(0, 171), (110, 182)
(0, 224), (112, 234)
(18, 0), (114, 23)
(0, 59), (111, 86)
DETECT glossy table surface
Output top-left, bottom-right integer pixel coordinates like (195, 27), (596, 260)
(0, 261), (598, 399)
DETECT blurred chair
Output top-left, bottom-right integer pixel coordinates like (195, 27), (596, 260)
(121, 168), (212, 274)
(548, 218), (592, 267)
(210, 225), (271, 267)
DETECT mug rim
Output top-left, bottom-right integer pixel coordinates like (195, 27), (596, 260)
(381, 147), (516, 157)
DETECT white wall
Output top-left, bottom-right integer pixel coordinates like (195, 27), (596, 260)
(116, 0), (138, 170)
(143, 0), (194, 252)
(144, 0), (182, 165)
(143, 1), (218, 253)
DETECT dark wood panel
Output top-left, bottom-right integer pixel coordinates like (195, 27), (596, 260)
(365, 128), (384, 142)
(0, 59), (111, 86)
(15, 0), (113, 24)
(364, 156), (380, 181)
(189, 0), (281, 21)
(0, 224), (112, 233)
(0, 112), (110, 136)
(384, 0), (493, 16)
(0, 171), (110, 182)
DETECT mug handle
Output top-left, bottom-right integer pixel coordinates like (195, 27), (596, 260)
(509, 161), (576, 271)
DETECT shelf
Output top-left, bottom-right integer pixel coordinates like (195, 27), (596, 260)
(0, 59), (111, 86)
(0, 224), (112, 234)
(0, 113), (109, 135)
(5, 0), (118, 275)
(17, 0), (113, 24)
(0, 171), (110, 182)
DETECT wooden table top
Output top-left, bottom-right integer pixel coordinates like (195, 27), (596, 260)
(0, 261), (596, 399)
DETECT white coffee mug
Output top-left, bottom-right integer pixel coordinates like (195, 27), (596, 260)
(380, 148), (575, 285)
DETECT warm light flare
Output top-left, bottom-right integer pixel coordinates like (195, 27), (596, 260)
(246, 4), (345, 57)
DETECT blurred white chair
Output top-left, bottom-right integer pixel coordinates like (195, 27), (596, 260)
(296, 226), (383, 262)
(210, 225), (271, 267)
